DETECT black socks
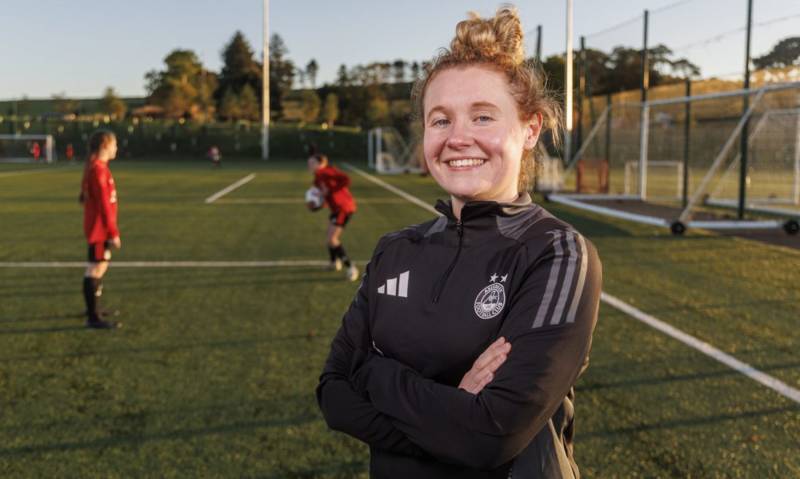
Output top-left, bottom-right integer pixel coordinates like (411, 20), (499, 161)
(332, 245), (352, 268)
(83, 276), (101, 322)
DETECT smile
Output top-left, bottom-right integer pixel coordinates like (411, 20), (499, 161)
(445, 158), (486, 168)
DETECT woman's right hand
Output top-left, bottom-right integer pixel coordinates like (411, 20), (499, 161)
(458, 337), (511, 394)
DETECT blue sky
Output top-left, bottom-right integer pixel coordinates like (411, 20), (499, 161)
(0, 0), (797, 100)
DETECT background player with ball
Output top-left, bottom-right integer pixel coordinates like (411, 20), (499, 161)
(306, 153), (359, 281)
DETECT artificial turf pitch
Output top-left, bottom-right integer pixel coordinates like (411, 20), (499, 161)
(0, 160), (798, 478)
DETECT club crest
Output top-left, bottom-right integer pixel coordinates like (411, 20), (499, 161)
(474, 277), (506, 320)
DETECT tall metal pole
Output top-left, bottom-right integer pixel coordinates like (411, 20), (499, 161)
(639, 9), (650, 199)
(536, 25), (542, 63)
(577, 36), (586, 156)
(261, 0), (270, 160)
(682, 78), (692, 208)
(738, 0), (753, 219)
(565, 0), (574, 166)
(641, 10), (649, 103)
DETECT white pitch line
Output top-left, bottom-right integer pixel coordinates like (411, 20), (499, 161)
(0, 166), (72, 178)
(343, 163), (441, 216)
(218, 197), (410, 205)
(602, 292), (800, 404)
(353, 163), (800, 405)
(0, 260), (367, 268)
(204, 173), (256, 204)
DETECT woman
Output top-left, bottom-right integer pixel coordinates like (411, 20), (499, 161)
(308, 153), (359, 281)
(80, 130), (122, 329)
(317, 7), (601, 478)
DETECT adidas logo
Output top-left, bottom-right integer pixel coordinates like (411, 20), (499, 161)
(377, 271), (410, 298)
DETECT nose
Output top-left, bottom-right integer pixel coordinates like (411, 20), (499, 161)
(445, 119), (473, 150)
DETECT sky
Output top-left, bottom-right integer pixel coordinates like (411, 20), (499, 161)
(0, 0), (797, 100)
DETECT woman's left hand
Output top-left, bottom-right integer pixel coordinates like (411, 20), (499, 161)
(458, 337), (511, 394)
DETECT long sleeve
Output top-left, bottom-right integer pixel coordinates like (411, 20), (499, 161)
(352, 231), (602, 469)
(316, 252), (426, 457)
(89, 168), (119, 238)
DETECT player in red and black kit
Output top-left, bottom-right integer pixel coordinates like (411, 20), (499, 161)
(308, 153), (359, 281)
(79, 130), (122, 329)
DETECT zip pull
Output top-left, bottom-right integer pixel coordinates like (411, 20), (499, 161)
(432, 220), (464, 303)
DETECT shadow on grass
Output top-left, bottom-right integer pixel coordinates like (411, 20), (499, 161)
(0, 415), (319, 458)
(581, 405), (800, 439)
(0, 334), (322, 362)
(578, 360), (800, 392)
(0, 325), (86, 335)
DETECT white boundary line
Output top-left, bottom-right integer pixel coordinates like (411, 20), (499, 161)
(349, 165), (800, 405)
(217, 197), (410, 205)
(0, 260), (368, 268)
(0, 165), (73, 178)
(602, 293), (800, 404)
(204, 173), (256, 204)
(343, 163), (441, 216)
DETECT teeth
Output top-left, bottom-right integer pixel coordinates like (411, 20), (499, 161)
(447, 158), (485, 168)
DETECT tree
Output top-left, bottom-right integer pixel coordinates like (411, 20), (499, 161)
(336, 64), (350, 86)
(753, 37), (800, 69)
(218, 31), (261, 101)
(410, 61), (421, 80)
(300, 90), (321, 123)
(145, 49), (216, 119)
(365, 88), (389, 126)
(306, 59), (319, 88)
(218, 88), (241, 121)
(51, 93), (80, 115)
(238, 84), (260, 121)
(269, 34), (295, 119)
(392, 59), (406, 83)
(100, 87), (127, 119)
(323, 93), (339, 126)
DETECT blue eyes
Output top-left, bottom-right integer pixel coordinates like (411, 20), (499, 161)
(430, 116), (493, 128)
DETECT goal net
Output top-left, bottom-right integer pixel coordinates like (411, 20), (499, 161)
(0, 134), (55, 163)
(367, 127), (424, 174)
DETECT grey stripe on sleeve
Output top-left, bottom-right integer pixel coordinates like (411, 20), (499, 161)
(549, 232), (578, 325)
(566, 234), (589, 323)
(532, 231), (564, 329)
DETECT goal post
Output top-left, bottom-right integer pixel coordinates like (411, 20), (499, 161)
(367, 126), (424, 174)
(0, 134), (55, 164)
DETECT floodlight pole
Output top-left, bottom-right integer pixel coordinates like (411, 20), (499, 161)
(262, 0), (270, 160)
(639, 9), (650, 200)
(564, 0), (574, 166)
(682, 78), (692, 209)
(535, 25), (542, 63)
(577, 36), (586, 156)
(738, 0), (753, 218)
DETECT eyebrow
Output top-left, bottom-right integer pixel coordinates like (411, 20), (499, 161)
(425, 101), (501, 120)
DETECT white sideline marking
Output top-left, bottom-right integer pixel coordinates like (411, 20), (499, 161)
(602, 292), (800, 404)
(0, 260), (367, 268)
(343, 163), (441, 216)
(218, 197), (409, 205)
(355, 166), (800, 404)
(204, 173), (256, 204)
(0, 166), (72, 178)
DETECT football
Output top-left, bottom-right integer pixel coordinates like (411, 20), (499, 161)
(305, 186), (324, 211)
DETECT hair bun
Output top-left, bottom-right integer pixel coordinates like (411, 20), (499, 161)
(450, 7), (525, 67)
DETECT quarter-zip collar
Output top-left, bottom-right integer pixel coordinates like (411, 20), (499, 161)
(434, 192), (534, 222)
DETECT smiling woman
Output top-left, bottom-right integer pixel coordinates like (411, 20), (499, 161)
(317, 6), (602, 479)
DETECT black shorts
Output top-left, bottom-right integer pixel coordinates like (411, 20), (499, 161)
(87, 241), (112, 263)
(329, 211), (353, 227)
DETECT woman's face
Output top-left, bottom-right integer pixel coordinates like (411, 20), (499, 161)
(422, 65), (540, 205)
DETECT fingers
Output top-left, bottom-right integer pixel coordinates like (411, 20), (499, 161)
(474, 337), (511, 370)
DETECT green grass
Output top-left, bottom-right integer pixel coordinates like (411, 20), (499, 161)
(0, 158), (798, 477)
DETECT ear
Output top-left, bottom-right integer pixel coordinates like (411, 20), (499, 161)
(523, 112), (543, 151)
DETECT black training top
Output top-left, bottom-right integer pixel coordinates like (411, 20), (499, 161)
(316, 193), (602, 478)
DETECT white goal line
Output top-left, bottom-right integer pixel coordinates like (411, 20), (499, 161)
(0, 260), (366, 268)
(344, 163), (800, 405)
(204, 173), (256, 204)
